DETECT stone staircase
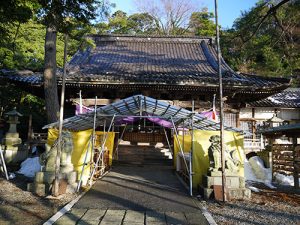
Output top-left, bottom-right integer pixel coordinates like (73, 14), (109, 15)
(115, 145), (172, 166)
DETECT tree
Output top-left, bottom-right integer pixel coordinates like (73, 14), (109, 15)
(135, 0), (197, 35)
(221, 0), (300, 77)
(108, 10), (130, 34)
(36, 0), (111, 123)
(127, 13), (158, 34)
(95, 10), (158, 35)
(189, 8), (216, 36)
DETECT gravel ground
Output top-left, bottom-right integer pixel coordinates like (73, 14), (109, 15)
(0, 175), (77, 225)
(202, 183), (300, 225)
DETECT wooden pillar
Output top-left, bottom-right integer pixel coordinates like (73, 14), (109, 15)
(293, 137), (299, 189)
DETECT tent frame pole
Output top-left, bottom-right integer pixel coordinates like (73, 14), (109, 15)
(113, 124), (127, 160)
(89, 114), (116, 186)
(171, 116), (190, 178)
(90, 97), (98, 166)
(76, 136), (92, 192)
(189, 100), (195, 196)
(163, 127), (172, 156)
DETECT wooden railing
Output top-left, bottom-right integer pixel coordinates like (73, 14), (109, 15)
(272, 144), (300, 188)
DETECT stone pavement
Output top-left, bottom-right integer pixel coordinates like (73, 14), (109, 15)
(54, 208), (208, 225)
(54, 164), (210, 225)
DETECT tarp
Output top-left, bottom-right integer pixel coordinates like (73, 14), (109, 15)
(46, 129), (116, 185)
(174, 130), (244, 188)
(72, 129), (93, 185)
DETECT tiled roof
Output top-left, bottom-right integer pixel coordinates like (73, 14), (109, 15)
(248, 88), (300, 108)
(0, 35), (290, 92)
(0, 69), (42, 86)
(60, 35), (288, 89)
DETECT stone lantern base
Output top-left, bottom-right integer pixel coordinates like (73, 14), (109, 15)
(2, 132), (28, 164)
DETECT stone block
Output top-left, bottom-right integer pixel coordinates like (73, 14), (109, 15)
(165, 211), (187, 224)
(185, 212), (209, 225)
(3, 148), (28, 164)
(124, 210), (144, 223)
(207, 169), (237, 177)
(77, 220), (99, 225)
(68, 208), (88, 218)
(146, 211), (165, 223)
(4, 133), (20, 139)
(66, 183), (78, 194)
(81, 209), (106, 221)
(199, 186), (214, 199)
(228, 188), (251, 200)
(101, 210), (125, 223)
(66, 171), (77, 184)
(35, 171), (55, 184)
(239, 177), (245, 188)
(203, 175), (241, 189)
(226, 177), (240, 189)
(27, 183), (49, 196)
(54, 215), (77, 225)
(60, 165), (74, 173)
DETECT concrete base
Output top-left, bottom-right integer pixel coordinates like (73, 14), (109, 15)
(199, 185), (251, 200)
(28, 181), (79, 196)
(29, 170), (78, 196)
(34, 171), (77, 184)
(200, 173), (251, 200)
(27, 183), (49, 197)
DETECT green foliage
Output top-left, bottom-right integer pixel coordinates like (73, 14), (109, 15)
(189, 9), (216, 36)
(95, 10), (159, 35)
(0, 20), (85, 70)
(221, 0), (300, 77)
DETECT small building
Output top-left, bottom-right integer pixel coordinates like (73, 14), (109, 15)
(240, 88), (300, 152)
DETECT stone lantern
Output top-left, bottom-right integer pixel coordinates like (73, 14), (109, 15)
(2, 108), (27, 163)
(265, 114), (284, 128)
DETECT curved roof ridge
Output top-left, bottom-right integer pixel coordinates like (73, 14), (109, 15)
(87, 34), (213, 44)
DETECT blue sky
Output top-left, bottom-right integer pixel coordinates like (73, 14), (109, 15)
(110, 0), (258, 29)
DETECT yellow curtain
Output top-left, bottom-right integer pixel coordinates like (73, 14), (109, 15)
(72, 129), (93, 185)
(95, 131), (115, 166)
(174, 130), (244, 188)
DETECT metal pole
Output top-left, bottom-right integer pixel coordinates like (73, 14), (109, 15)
(90, 97), (98, 164)
(76, 136), (92, 192)
(89, 115), (116, 185)
(113, 124), (127, 160)
(214, 0), (226, 202)
(171, 117), (190, 178)
(163, 127), (172, 156)
(189, 100), (194, 196)
(0, 145), (9, 180)
(53, 34), (68, 197)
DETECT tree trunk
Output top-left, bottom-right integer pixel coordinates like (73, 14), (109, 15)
(44, 26), (60, 123)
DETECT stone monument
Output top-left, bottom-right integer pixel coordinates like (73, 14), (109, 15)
(2, 108), (28, 164)
(28, 130), (78, 196)
(200, 135), (251, 200)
